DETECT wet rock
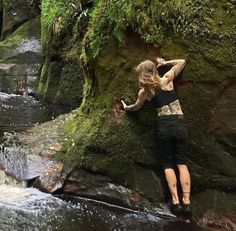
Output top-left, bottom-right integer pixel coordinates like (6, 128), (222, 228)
(126, 166), (165, 204)
(25, 154), (49, 180)
(199, 211), (236, 231)
(0, 17), (41, 93)
(12, 112), (76, 192)
(192, 189), (236, 230)
(64, 170), (154, 210)
(18, 113), (71, 156)
(33, 160), (64, 193)
(0, 111), (74, 192)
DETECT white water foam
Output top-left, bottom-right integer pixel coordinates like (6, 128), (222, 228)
(16, 38), (41, 54)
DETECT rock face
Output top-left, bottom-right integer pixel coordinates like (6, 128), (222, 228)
(37, 60), (85, 107)
(36, 0), (86, 107)
(36, 0), (236, 227)
(1, 0), (40, 40)
(0, 17), (41, 93)
(0, 0), (41, 94)
(209, 82), (236, 158)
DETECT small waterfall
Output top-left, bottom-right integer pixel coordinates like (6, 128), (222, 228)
(0, 132), (28, 193)
(0, 132), (68, 231)
(0, 132), (29, 181)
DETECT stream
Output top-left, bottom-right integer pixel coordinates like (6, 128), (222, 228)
(0, 94), (205, 231)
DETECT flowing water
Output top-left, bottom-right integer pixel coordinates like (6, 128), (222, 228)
(0, 94), (205, 231)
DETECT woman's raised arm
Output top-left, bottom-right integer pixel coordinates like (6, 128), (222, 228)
(160, 59), (186, 82)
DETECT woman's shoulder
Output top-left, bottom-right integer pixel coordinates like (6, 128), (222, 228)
(160, 77), (174, 91)
(139, 88), (155, 101)
(138, 88), (146, 98)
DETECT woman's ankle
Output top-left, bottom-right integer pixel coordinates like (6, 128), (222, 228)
(182, 197), (190, 204)
(182, 192), (190, 204)
(172, 198), (180, 204)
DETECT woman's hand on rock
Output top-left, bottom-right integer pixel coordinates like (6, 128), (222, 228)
(121, 100), (128, 111)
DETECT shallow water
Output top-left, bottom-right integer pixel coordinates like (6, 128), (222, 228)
(0, 185), (204, 231)
(0, 94), (68, 139)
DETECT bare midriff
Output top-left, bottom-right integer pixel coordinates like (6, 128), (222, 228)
(157, 99), (184, 116)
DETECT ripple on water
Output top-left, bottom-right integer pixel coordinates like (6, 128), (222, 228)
(0, 94), (67, 138)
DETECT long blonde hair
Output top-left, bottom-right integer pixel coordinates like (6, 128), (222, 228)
(136, 60), (161, 100)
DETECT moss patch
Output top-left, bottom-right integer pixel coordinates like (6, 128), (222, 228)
(1, 0), (40, 39)
(0, 16), (40, 62)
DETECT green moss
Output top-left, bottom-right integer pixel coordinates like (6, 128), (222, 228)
(161, 34), (235, 81)
(0, 16), (40, 61)
(55, 106), (158, 187)
(38, 0), (93, 105)
(54, 34), (161, 186)
(37, 60), (84, 107)
(37, 60), (62, 100)
(206, 0), (236, 34)
(1, 0), (40, 39)
(82, 0), (235, 58)
(179, 83), (219, 140)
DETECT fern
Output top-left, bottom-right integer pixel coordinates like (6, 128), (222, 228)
(42, 0), (77, 53)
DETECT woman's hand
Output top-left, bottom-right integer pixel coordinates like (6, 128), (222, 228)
(156, 57), (166, 68)
(121, 100), (128, 111)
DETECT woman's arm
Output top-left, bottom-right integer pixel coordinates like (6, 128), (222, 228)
(121, 88), (146, 111)
(157, 58), (186, 82)
(162, 59), (186, 82)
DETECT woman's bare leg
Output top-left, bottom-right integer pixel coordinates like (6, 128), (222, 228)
(177, 164), (191, 204)
(164, 168), (179, 204)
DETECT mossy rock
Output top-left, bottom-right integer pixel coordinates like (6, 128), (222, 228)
(41, 0), (236, 212)
(0, 16), (41, 62)
(37, 60), (84, 107)
(0, 16), (41, 92)
(1, 0), (40, 40)
(55, 28), (236, 204)
(0, 2), (3, 34)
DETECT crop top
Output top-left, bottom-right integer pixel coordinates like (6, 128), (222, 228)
(150, 89), (178, 108)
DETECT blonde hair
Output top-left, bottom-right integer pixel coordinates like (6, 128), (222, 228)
(136, 60), (161, 99)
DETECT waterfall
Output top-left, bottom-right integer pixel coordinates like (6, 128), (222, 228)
(0, 132), (29, 181)
(0, 132), (28, 189)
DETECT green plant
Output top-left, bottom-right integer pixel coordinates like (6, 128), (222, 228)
(82, 0), (217, 59)
(42, 0), (77, 53)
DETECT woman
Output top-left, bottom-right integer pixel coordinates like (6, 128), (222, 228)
(121, 58), (192, 218)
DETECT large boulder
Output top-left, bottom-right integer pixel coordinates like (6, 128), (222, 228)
(1, 0), (40, 40)
(36, 0), (236, 226)
(0, 16), (41, 92)
(56, 30), (236, 199)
